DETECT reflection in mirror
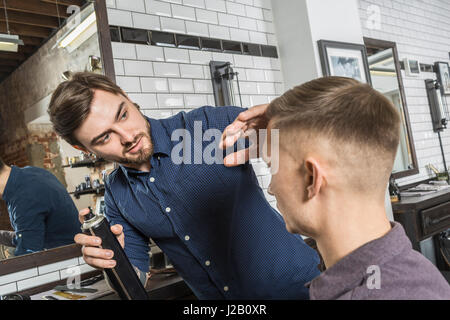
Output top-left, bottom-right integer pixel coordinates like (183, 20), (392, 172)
(0, 2), (112, 261)
(364, 38), (419, 179)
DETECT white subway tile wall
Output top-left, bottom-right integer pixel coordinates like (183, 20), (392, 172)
(0, 256), (97, 296)
(107, 8), (133, 27)
(186, 20), (210, 36)
(116, 0), (146, 13)
(37, 257), (80, 275)
(168, 78), (195, 92)
(136, 45), (165, 61)
(0, 268), (38, 286)
(146, 0), (172, 17)
(358, 0), (450, 186)
(0, 282), (18, 296)
(132, 12), (161, 30)
(160, 16), (187, 33)
(17, 272), (61, 292)
(108, 0), (280, 208)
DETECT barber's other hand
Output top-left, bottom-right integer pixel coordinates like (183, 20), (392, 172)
(219, 104), (269, 166)
(74, 208), (125, 270)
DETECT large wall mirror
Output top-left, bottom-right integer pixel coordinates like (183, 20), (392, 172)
(364, 37), (419, 179)
(0, 0), (114, 266)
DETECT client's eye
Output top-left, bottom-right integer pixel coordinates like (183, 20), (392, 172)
(121, 111), (128, 120)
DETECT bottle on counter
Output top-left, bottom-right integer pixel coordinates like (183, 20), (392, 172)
(85, 175), (92, 189)
(389, 176), (401, 202)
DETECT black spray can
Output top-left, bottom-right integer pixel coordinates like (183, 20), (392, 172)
(81, 207), (149, 300)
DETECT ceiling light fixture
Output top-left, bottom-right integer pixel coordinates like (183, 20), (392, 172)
(52, 9), (97, 53)
(0, 0), (24, 52)
(59, 11), (96, 49)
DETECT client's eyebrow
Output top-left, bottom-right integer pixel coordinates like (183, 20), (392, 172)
(90, 101), (125, 146)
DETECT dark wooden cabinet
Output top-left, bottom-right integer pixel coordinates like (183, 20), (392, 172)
(421, 201), (450, 236)
(392, 188), (450, 271)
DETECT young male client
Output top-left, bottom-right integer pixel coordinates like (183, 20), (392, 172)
(222, 76), (450, 299)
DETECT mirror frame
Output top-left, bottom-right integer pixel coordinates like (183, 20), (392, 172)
(363, 37), (419, 179)
(0, 0), (115, 271)
(94, 0), (116, 81)
(0, 244), (82, 276)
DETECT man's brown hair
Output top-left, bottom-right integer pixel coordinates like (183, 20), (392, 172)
(48, 72), (127, 146)
(266, 76), (401, 191)
(0, 157), (4, 170)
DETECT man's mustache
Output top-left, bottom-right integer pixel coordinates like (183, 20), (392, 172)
(123, 132), (148, 154)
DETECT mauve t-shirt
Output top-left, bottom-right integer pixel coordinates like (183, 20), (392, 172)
(306, 222), (450, 300)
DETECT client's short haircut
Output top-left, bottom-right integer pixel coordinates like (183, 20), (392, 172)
(0, 157), (4, 170)
(266, 76), (401, 192)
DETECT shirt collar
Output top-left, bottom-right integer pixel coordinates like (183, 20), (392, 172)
(147, 116), (172, 157)
(119, 116), (172, 178)
(306, 221), (411, 300)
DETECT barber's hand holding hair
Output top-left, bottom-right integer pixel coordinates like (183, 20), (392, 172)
(219, 104), (269, 167)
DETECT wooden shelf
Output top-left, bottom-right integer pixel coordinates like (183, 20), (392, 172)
(62, 158), (106, 168)
(70, 186), (105, 199)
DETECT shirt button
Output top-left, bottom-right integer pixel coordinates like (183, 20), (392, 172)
(184, 235), (190, 241)
(205, 260), (211, 266)
(150, 177), (155, 183)
(165, 207), (171, 213)
(18, 234), (22, 238)
(157, 156), (161, 160)
(224, 286), (229, 292)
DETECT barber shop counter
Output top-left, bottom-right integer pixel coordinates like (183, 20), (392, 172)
(26, 272), (194, 300)
(98, 273), (194, 300)
(0, 244), (195, 300)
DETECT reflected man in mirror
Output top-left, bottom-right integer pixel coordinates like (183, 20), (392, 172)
(0, 157), (81, 259)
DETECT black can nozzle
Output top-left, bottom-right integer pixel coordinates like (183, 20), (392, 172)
(84, 207), (96, 221)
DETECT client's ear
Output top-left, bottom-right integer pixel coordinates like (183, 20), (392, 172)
(304, 157), (325, 199)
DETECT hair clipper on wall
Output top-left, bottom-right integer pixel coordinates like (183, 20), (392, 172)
(47, 72), (127, 147)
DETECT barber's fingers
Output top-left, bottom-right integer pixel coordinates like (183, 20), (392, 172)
(223, 148), (250, 167)
(82, 246), (114, 260)
(74, 233), (101, 247)
(221, 117), (247, 140)
(83, 255), (117, 269)
(220, 105), (269, 150)
(225, 119), (248, 135)
(110, 224), (123, 236)
(237, 104), (269, 122)
(78, 208), (91, 224)
(76, 236), (117, 269)
(220, 128), (246, 150)
(111, 224), (125, 248)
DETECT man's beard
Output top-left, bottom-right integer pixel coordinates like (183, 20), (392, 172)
(104, 121), (154, 166)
